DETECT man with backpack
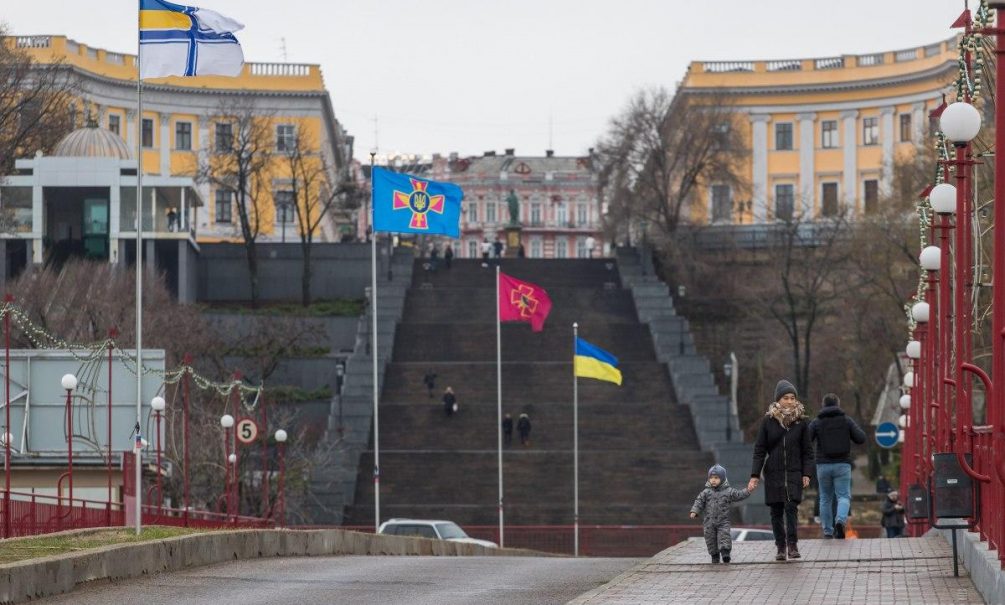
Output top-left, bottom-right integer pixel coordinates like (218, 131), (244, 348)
(809, 393), (866, 539)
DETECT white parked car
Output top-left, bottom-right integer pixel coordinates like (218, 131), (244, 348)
(377, 519), (499, 548)
(730, 528), (775, 542)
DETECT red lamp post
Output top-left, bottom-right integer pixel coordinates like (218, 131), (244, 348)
(150, 396), (165, 515)
(274, 429), (287, 527)
(182, 354), (191, 528)
(60, 373), (78, 506)
(3, 293), (12, 539)
(220, 413), (234, 519)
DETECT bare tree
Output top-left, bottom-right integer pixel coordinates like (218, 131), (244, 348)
(595, 87), (748, 245)
(197, 98), (275, 307)
(282, 128), (363, 305)
(0, 27), (78, 174)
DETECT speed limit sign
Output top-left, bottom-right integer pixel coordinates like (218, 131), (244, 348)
(236, 418), (259, 444)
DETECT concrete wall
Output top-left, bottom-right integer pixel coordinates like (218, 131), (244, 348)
(0, 526), (545, 604)
(937, 528), (1005, 605)
(204, 313), (359, 354)
(197, 242), (388, 302)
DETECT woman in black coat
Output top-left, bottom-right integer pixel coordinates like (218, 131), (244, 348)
(749, 379), (814, 561)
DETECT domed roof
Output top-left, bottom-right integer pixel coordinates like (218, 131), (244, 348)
(53, 123), (132, 160)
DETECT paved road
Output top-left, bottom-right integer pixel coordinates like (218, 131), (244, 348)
(41, 556), (640, 605)
(570, 537), (985, 604)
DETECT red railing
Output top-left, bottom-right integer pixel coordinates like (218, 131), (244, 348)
(0, 491), (273, 538)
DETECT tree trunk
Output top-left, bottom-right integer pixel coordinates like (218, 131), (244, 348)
(301, 238), (312, 306)
(245, 239), (259, 307)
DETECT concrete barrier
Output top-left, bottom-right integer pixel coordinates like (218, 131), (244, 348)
(936, 528), (1005, 605)
(0, 527), (547, 604)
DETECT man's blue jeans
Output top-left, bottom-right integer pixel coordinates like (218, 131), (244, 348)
(817, 462), (852, 536)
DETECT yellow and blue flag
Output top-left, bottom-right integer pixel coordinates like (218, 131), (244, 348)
(372, 167), (463, 238)
(574, 337), (622, 386)
(139, 0), (245, 79)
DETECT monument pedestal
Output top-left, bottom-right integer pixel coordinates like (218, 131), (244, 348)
(504, 225), (523, 257)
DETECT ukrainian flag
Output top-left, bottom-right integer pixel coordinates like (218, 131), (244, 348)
(139, 0), (245, 79)
(574, 338), (622, 386)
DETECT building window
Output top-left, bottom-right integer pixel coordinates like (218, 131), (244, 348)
(466, 201), (478, 223)
(821, 120), (838, 149)
(711, 184), (732, 222)
(900, 113), (912, 142)
(274, 190), (294, 225)
(864, 179), (879, 214)
(577, 203), (588, 226)
(141, 118), (153, 148)
(556, 202), (567, 226)
(530, 238), (542, 258)
(108, 114), (120, 136)
(863, 117), (879, 146)
(775, 122), (793, 151)
(485, 202), (496, 224)
(215, 123), (233, 152)
(774, 184), (794, 221)
(576, 238), (588, 258)
(555, 237), (568, 258)
(821, 182), (839, 217)
(215, 189), (233, 223)
(531, 203), (541, 225)
(467, 240), (478, 258)
(276, 124), (295, 152)
(175, 121), (192, 150)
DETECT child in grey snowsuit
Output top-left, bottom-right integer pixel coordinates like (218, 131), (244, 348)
(690, 464), (755, 563)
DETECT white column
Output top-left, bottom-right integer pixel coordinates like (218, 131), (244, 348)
(912, 102), (926, 143)
(880, 107), (895, 196)
(159, 112), (171, 176)
(841, 110), (858, 213)
(797, 112), (816, 219)
(750, 114), (770, 223)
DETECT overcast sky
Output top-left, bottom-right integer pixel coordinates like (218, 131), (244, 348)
(6, 1), (961, 161)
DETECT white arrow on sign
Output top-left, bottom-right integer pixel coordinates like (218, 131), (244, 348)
(876, 430), (898, 440)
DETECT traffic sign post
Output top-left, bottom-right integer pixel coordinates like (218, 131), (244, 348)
(875, 422), (900, 449)
(236, 417), (259, 445)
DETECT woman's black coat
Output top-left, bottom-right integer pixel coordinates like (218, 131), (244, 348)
(750, 414), (815, 504)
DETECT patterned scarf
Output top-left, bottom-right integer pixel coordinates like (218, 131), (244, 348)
(766, 400), (805, 428)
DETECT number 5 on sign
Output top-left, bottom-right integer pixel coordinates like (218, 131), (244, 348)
(236, 418), (259, 445)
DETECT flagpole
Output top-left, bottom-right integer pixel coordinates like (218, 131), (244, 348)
(496, 264), (504, 548)
(370, 151), (380, 532)
(134, 4), (144, 537)
(572, 322), (579, 557)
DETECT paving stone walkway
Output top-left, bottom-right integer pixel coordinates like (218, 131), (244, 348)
(568, 536), (985, 604)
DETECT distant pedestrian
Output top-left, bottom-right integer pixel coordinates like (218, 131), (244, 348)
(749, 379), (814, 561)
(423, 371), (437, 398)
(444, 244), (454, 269)
(481, 239), (491, 267)
(502, 413), (513, 445)
(166, 207), (178, 232)
(429, 244), (440, 271)
(517, 413), (531, 446)
(881, 491), (906, 538)
(443, 387), (457, 417)
(875, 475), (892, 495)
(517, 243), (526, 258)
(809, 393), (866, 539)
(493, 238), (504, 259)
(690, 464), (755, 564)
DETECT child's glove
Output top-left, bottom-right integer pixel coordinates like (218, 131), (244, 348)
(689, 512), (697, 519)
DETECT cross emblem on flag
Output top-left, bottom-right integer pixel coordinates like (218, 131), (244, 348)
(510, 284), (540, 318)
(499, 272), (552, 332)
(392, 178), (446, 230)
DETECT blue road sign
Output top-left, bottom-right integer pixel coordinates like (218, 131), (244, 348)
(876, 422), (900, 448)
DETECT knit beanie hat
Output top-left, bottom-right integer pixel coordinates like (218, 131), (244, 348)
(823, 393), (840, 407)
(774, 379), (798, 402)
(708, 464), (727, 481)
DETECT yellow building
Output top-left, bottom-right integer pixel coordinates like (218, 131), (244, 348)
(9, 34), (353, 242)
(679, 36), (958, 224)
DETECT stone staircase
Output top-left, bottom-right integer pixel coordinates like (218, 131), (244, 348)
(615, 247), (767, 523)
(342, 258), (714, 527)
(302, 246), (414, 524)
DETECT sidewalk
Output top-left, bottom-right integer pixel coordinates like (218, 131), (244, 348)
(568, 536), (985, 604)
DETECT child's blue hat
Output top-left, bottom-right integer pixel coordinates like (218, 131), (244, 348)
(708, 464), (727, 480)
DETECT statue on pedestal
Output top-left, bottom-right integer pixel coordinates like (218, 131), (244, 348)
(506, 189), (521, 226)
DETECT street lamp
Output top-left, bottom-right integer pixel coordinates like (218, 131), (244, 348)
(940, 102), (982, 144)
(903, 371), (915, 389)
(900, 394), (911, 410)
(929, 183), (957, 215)
(919, 246), (941, 272)
(274, 429), (288, 527)
(61, 373), (78, 506)
(911, 302), (930, 324)
(150, 396), (165, 513)
(221, 414), (234, 518)
(906, 340), (922, 360)
(722, 359), (735, 442)
(677, 285), (687, 355)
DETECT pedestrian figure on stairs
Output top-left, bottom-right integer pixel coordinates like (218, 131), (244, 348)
(481, 239), (492, 268)
(517, 413), (531, 446)
(423, 371), (437, 398)
(493, 238), (504, 261)
(444, 244), (454, 269)
(749, 379), (814, 562)
(443, 386), (457, 417)
(502, 413), (513, 445)
(690, 464), (755, 564)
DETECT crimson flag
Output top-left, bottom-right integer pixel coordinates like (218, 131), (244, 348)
(498, 272), (552, 332)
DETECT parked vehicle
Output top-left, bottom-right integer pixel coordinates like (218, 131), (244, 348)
(730, 528), (776, 542)
(377, 519), (498, 548)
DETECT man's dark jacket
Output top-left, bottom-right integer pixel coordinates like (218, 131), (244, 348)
(808, 406), (867, 465)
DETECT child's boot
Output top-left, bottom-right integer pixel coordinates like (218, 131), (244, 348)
(710, 553), (720, 564)
(720, 549), (731, 563)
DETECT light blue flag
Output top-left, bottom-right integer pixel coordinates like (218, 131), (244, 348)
(371, 167), (463, 238)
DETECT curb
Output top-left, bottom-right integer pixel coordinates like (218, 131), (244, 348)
(0, 527), (546, 604)
(935, 528), (1005, 605)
